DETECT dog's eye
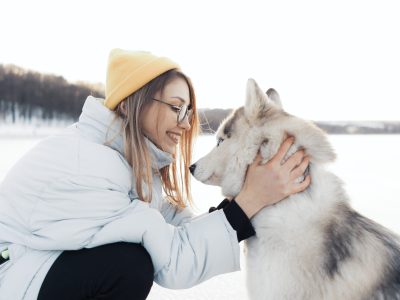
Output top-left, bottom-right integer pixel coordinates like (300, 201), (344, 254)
(217, 138), (224, 147)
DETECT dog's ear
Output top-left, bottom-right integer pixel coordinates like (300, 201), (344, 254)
(266, 88), (282, 109)
(245, 78), (270, 120)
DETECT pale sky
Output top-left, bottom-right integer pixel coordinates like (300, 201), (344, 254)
(1, 0), (399, 121)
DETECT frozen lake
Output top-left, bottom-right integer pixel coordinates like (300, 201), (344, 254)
(1, 133), (400, 299)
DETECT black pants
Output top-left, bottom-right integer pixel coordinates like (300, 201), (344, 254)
(38, 242), (154, 300)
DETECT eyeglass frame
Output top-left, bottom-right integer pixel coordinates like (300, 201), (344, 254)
(152, 98), (193, 124)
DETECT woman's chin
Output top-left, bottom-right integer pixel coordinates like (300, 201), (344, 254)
(164, 146), (177, 155)
(157, 141), (177, 155)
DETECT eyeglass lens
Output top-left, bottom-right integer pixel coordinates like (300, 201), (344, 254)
(178, 105), (193, 123)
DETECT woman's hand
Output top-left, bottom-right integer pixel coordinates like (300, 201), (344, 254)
(235, 137), (311, 219)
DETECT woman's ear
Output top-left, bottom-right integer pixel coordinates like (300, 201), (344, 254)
(118, 100), (128, 117)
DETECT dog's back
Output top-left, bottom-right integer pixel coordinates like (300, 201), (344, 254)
(247, 165), (400, 300)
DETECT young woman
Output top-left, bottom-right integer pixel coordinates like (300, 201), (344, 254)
(0, 49), (310, 299)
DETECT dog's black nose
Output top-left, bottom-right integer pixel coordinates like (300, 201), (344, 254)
(189, 164), (196, 175)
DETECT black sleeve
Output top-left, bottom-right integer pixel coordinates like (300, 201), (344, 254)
(209, 199), (256, 242)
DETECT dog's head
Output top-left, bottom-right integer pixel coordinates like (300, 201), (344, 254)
(191, 78), (336, 197)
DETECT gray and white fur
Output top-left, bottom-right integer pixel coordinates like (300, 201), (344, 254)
(191, 79), (400, 300)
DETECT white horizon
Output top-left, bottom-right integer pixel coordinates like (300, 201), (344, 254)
(1, 0), (399, 121)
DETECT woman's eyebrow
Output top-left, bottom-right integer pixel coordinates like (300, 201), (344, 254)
(170, 97), (189, 105)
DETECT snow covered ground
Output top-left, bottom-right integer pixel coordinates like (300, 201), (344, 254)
(1, 132), (400, 299)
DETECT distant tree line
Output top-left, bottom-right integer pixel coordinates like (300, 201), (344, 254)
(317, 121), (400, 134)
(0, 64), (104, 122)
(0, 64), (231, 131)
(1, 64), (399, 134)
(198, 110), (400, 135)
(198, 108), (233, 134)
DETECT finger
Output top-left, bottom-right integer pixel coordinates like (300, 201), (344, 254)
(290, 156), (310, 180)
(292, 175), (311, 194)
(271, 136), (295, 164)
(250, 152), (263, 167)
(284, 149), (305, 171)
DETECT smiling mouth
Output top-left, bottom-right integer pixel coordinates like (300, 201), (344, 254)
(167, 132), (180, 144)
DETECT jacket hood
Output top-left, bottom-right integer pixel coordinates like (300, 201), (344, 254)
(78, 96), (173, 170)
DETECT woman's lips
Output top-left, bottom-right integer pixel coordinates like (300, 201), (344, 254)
(167, 132), (180, 144)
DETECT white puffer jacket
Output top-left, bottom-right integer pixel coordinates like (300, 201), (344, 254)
(0, 96), (240, 299)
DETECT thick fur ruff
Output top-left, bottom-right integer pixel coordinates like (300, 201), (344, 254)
(192, 79), (400, 299)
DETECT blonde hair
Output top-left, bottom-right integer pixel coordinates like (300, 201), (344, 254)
(114, 69), (199, 208)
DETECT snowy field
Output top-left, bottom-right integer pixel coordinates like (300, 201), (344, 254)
(1, 132), (400, 299)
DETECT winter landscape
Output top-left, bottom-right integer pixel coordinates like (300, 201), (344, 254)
(1, 130), (400, 299)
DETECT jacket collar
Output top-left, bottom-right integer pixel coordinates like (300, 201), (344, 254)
(78, 96), (173, 170)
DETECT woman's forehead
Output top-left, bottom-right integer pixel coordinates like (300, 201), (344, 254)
(161, 78), (190, 105)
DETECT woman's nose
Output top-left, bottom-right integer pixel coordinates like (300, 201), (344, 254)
(179, 116), (191, 130)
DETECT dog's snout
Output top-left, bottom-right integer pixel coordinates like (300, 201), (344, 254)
(189, 164), (196, 175)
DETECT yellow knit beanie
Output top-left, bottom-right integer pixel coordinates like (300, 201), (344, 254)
(104, 49), (180, 110)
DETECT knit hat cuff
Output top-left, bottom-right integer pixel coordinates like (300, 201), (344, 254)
(105, 57), (179, 110)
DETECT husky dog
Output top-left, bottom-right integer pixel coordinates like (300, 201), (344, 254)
(191, 79), (400, 299)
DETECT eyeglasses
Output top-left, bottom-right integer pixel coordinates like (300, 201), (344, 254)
(152, 98), (193, 124)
